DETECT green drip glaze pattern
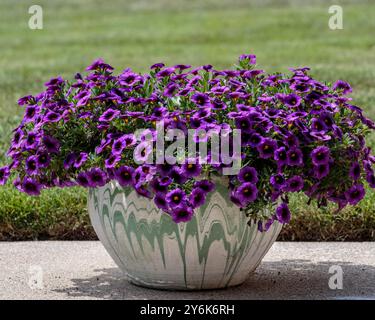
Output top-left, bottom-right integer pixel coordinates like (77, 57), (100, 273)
(88, 180), (282, 290)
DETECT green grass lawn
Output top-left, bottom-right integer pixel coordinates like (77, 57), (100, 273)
(0, 0), (374, 240)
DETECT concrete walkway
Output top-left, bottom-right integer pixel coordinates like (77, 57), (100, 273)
(0, 242), (374, 300)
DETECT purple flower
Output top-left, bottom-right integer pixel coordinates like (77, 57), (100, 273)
(25, 131), (40, 150)
(170, 167), (188, 184)
(287, 147), (303, 166)
(0, 166), (10, 185)
(191, 93), (211, 108)
(36, 152), (51, 168)
(182, 159), (202, 178)
(270, 174), (285, 190)
(276, 202), (291, 224)
(24, 105), (38, 122)
(314, 163), (330, 179)
(150, 177), (171, 194)
(43, 136), (60, 154)
(333, 80), (352, 95)
(104, 154), (120, 169)
(349, 162), (361, 180)
(235, 116), (252, 132)
(112, 137), (126, 155)
(274, 147), (288, 166)
(150, 62), (165, 70)
(21, 177), (42, 195)
(99, 108), (120, 122)
(26, 156), (38, 175)
(239, 54), (256, 64)
(193, 180), (215, 193)
(74, 152), (88, 168)
(134, 142), (153, 164)
(311, 118), (327, 133)
(345, 184), (365, 205)
(189, 188), (206, 208)
(76, 172), (90, 187)
(154, 193), (169, 211)
(115, 166), (134, 187)
(170, 205), (194, 223)
(235, 182), (258, 206)
(283, 93), (301, 108)
(87, 168), (107, 187)
(257, 138), (277, 159)
(283, 175), (304, 192)
(166, 188), (187, 208)
(248, 132), (263, 148)
(366, 173), (375, 188)
(44, 111), (62, 123)
(311, 146), (330, 166)
(238, 166), (258, 184)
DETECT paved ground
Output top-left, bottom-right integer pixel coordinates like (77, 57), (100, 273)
(0, 242), (374, 300)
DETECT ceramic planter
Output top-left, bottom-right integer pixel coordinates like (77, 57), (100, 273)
(88, 179), (282, 290)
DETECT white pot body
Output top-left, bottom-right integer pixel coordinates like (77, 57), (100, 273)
(88, 180), (282, 290)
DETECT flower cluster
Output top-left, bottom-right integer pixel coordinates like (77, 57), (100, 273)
(1, 55), (374, 227)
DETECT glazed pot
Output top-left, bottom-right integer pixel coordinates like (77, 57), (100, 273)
(88, 179), (282, 290)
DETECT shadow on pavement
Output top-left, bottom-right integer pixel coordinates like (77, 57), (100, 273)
(54, 259), (375, 300)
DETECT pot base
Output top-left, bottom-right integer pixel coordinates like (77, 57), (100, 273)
(88, 181), (282, 291)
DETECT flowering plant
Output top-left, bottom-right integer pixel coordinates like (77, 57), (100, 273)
(1, 55), (374, 228)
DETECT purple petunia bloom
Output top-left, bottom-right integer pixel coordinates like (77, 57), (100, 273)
(26, 156), (38, 176)
(21, 177), (42, 196)
(311, 146), (330, 166)
(115, 166), (134, 187)
(154, 193), (169, 211)
(235, 116), (252, 133)
(193, 180), (215, 193)
(0, 166), (10, 185)
(104, 154), (120, 169)
(276, 202), (291, 224)
(333, 80), (352, 95)
(133, 142), (153, 164)
(235, 182), (258, 207)
(166, 188), (187, 208)
(24, 105), (39, 122)
(150, 177), (171, 194)
(239, 54), (256, 64)
(349, 162), (361, 180)
(257, 138), (277, 159)
(25, 131), (40, 150)
(170, 167), (188, 184)
(182, 159), (202, 178)
(36, 152), (51, 168)
(283, 175), (304, 192)
(314, 163), (330, 179)
(270, 174), (285, 190)
(74, 152), (88, 168)
(87, 168), (107, 187)
(44, 111), (62, 123)
(287, 147), (303, 166)
(274, 147), (288, 166)
(189, 188), (206, 209)
(366, 173), (375, 188)
(191, 93), (212, 108)
(112, 137), (126, 155)
(99, 108), (120, 122)
(238, 166), (258, 184)
(76, 172), (91, 187)
(282, 93), (302, 108)
(170, 205), (194, 223)
(248, 132), (263, 148)
(345, 184), (365, 205)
